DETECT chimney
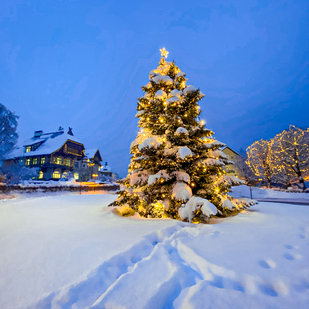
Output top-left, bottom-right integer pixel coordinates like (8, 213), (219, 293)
(67, 127), (73, 136)
(34, 130), (43, 138)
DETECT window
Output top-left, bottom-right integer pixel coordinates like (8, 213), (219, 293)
(25, 146), (31, 153)
(55, 157), (62, 164)
(41, 157), (46, 165)
(64, 159), (71, 166)
(52, 171), (61, 179)
(33, 158), (38, 165)
(74, 162), (79, 168)
(74, 173), (79, 180)
(38, 171), (43, 179)
(82, 163), (87, 169)
(25, 158), (31, 166)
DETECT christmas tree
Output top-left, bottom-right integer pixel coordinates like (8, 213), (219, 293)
(111, 48), (255, 223)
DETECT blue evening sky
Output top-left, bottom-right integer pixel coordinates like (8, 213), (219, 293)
(1, 0), (308, 176)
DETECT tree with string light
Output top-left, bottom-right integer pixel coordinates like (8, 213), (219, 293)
(246, 139), (276, 188)
(271, 125), (309, 190)
(111, 49), (254, 222)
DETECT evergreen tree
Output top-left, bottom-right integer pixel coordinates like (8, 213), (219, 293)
(111, 49), (253, 222)
(0, 103), (19, 159)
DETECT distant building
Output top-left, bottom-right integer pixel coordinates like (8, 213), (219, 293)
(73, 149), (106, 182)
(221, 146), (244, 179)
(3, 127), (111, 181)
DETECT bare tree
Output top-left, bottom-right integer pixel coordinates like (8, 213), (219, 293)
(271, 125), (309, 190)
(246, 139), (276, 188)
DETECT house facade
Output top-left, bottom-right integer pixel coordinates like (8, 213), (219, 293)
(3, 128), (110, 181)
(221, 146), (244, 179)
(73, 149), (104, 182)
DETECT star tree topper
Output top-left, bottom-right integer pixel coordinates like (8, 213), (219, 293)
(160, 47), (169, 58)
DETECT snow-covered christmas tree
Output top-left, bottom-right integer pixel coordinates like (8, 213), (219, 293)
(111, 48), (256, 222)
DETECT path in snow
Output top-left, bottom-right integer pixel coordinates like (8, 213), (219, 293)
(34, 203), (309, 309)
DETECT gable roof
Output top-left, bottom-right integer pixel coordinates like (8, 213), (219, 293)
(221, 146), (243, 158)
(4, 130), (84, 159)
(85, 149), (102, 161)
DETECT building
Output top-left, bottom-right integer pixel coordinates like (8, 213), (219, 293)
(73, 149), (103, 182)
(221, 146), (244, 179)
(3, 127), (110, 181)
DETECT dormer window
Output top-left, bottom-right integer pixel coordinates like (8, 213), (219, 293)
(25, 146), (31, 153)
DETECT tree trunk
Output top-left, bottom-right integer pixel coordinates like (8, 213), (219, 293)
(267, 176), (271, 188)
(298, 175), (306, 191)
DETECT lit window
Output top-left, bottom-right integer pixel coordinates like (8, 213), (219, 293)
(98, 166), (100, 171)
(41, 157), (45, 164)
(38, 171), (43, 179)
(52, 171), (61, 179)
(25, 158), (31, 166)
(74, 173), (79, 180)
(33, 158), (38, 165)
(64, 159), (71, 166)
(56, 157), (62, 164)
(25, 146), (31, 153)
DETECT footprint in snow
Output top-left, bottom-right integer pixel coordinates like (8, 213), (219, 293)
(283, 253), (302, 261)
(258, 259), (276, 269)
(285, 245), (299, 250)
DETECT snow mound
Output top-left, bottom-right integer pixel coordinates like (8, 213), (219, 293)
(135, 110), (144, 117)
(175, 127), (189, 135)
(203, 139), (226, 148)
(202, 158), (224, 166)
(183, 85), (196, 95)
(176, 71), (185, 77)
(208, 149), (228, 159)
(179, 196), (218, 222)
(217, 175), (246, 186)
(172, 171), (190, 183)
(129, 172), (149, 186)
(154, 90), (167, 99)
(138, 137), (162, 151)
(148, 170), (170, 186)
(169, 89), (182, 98)
(166, 96), (179, 103)
(152, 74), (173, 84)
(172, 182), (192, 201)
(233, 198), (258, 208)
(177, 146), (193, 159)
(222, 198), (236, 210)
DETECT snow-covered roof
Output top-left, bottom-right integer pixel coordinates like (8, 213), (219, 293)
(4, 130), (84, 159)
(221, 146), (242, 158)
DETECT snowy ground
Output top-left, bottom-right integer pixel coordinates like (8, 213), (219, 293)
(0, 189), (309, 309)
(231, 185), (309, 200)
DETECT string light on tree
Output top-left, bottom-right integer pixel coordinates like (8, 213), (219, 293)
(110, 49), (254, 222)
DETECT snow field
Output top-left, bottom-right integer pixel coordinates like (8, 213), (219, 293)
(1, 190), (309, 308)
